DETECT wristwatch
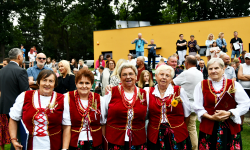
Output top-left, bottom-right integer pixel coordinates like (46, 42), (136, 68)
(228, 111), (233, 117)
(34, 81), (37, 85)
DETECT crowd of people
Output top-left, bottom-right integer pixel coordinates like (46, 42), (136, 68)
(0, 29), (249, 150)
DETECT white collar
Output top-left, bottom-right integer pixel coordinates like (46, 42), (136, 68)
(152, 84), (174, 98)
(10, 61), (19, 66)
(208, 76), (225, 83)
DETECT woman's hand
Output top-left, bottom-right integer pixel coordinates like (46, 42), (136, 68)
(212, 110), (230, 122)
(105, 85), (112, 95)
(12, 140), (23, 150)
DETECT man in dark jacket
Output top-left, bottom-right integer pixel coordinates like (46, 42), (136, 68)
(136, 56), (152, 82)
(0, 48), (29, 115)
(197, 60), (208, 79)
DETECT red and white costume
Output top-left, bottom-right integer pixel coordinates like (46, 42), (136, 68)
(66, 91), (104, 147)
(194, 78), (250, 126)
(144, 85), (191, 144)
(101, 85), (148, 146)
(9, 90), (71, 150)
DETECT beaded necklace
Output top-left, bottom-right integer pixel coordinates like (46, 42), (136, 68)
(75, 90), (93, 119)
(121, 86), (137, 109)
(209, 78), (225, 94)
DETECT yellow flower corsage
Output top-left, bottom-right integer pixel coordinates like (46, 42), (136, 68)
(171, 99), (178, 107)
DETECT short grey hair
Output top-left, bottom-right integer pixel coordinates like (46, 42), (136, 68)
(137, 56), (145, 63)
(196, 54), (200, 58)
(8, 48), (22, 60)
(118, 62), (138, 77)
(155, 65), (175, 78)
(168, 55), (177, 61)
(207, 58), (225, 69)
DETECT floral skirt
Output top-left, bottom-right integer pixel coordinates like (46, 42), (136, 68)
(69, 140), (103, 150)
(0, 114), (10, 146)
(198, 121), (242, 150)
(147, 123), (192, 150)
(108, 142), (147, 150)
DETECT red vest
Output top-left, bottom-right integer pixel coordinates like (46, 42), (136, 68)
(22, 90), (64, 150)
(148, 86), (189, 144)
(200, 79), (241, 135)
(106, 86), (147, 146)
(68, 91), (102, 147)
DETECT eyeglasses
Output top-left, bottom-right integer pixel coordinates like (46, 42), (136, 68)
(38, 57), (46, 60)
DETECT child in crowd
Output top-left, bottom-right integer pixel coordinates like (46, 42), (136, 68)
(137, 70), (154, 89)
(95, 66), (104, 95)
(52, 67), (59, 77)
(155, 58), (167, 69)
(28, 48), (36, 68)
(210, 41), (223, 58)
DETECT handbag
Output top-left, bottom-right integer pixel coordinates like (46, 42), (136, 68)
(195, 45), (200, 51)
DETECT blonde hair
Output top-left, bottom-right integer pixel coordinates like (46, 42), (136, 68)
(138, 70), (154, 88)
(159, 58), (165, 63)
(207, 33), (214, 40)
(111, 59), (127, 78)
(218, 32), (224, 38)
(59, 60), (73, 76)
(79, 59), (84, 65)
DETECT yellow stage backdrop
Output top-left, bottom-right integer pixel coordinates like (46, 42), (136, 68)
(94, 16), (250, 67)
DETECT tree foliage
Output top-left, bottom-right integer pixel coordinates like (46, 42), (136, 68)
(1, 0), (250, 61)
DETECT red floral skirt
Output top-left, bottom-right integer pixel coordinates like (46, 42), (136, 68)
(0, 114), (10, 146)
(147, 123), (192, 150)
(198, 121), (242, 150)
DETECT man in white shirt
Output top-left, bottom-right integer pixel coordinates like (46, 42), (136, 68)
(222, 54), (236, 80)
(172, 55), (203, 150)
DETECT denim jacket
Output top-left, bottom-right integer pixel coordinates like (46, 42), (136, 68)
(216, 38), (227, 49)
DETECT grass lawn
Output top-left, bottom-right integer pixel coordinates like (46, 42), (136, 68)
(2, 122), (250, 150)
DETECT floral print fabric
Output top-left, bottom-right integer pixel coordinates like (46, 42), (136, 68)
(148, 123), (192, 150)
(199, 121), (242, 150)
(108, 142), (147, 150)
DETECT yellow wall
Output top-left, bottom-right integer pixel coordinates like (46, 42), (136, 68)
(94, 16), (250, 66)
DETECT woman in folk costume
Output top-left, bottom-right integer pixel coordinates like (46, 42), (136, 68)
(103, 62), (148, 149)
(193, 58), (250, 150)
(66, 68), (104, 150)
(9, 70), (71, 150)
(146, 65), (192, 150)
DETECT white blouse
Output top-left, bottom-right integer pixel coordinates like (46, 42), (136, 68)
(144, 85), (191, 123)
(193, 77), (250, 124)
(64, 93), (105, 142)
(9, 91), (71, 150)
(101, 85), (149, 142)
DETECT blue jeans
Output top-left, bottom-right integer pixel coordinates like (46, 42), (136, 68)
(136, 51), (144, 57)
(231, 50), (240, 58)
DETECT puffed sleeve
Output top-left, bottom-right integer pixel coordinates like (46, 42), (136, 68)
(193, 82), (207, 122)
(100, 91), (112, 124)
(180, 88), (191, 117)
(9, 92), (25, 121)
(228, 81), (250, 124)
(62, 93), (71, 125)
